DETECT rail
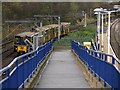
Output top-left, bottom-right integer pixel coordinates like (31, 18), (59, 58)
(0, 40), (53, 88)
(110, 18), (120, 59)
(71, 40), (120, 89)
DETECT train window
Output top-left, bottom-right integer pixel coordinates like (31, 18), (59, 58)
(20, 37), (25, 45)
(31, 37), (33, 43)
(26, 36), (33, 43)
(56, 27), (58, 34)
(61, 26), (64, 33)
(46, 31), (48, 36)
(15, 36), (19, 44)
(48, 29), (52, 35)
(52, 28), (54, 36)
(15, 36), (25, 45)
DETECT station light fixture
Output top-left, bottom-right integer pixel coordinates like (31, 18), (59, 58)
(94, 8), (103, 51)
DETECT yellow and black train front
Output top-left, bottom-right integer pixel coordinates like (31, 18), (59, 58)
(14, 34), (33, 54)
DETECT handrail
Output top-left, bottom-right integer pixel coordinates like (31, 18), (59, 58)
(0, 52), (33, 73)
(0, 43), (46, 73)
(75, 40), (120, 64)
(0, 40), (53, 88)
(71, 40), (120, 89)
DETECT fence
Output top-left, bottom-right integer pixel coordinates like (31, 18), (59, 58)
(0, 40), (53, 88)
(71, 40), (120, 89)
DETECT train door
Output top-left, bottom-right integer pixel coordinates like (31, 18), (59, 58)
(48, 28), (51, 41)
(56, 27), (58, 37)
(54, 27), (56, 38)
(42, 30), (46, 43)
(27, 36), (33, 52)
(61, 25), (64, 36)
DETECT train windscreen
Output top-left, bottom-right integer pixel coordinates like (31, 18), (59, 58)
(15, 36), (26, 45)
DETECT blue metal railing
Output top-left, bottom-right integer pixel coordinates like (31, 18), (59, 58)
(71, 40), (120, 89)
(0, 40), (53, 88)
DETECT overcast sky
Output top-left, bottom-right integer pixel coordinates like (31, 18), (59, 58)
(0, 0), (119, 2)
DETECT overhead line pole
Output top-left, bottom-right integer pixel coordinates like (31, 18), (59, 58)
(58, 17), (61, 41)
(34, 15), (61, 41)
(95, 11), (101, 51)
(101, 13), (104, 52)
(5, 19), (42, 51)
(107, 11), (111, 55)
(84, 13), (87, 27)
(103, 10), (117, 55)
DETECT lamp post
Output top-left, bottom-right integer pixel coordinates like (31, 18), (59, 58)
(97, 11), (101, 51)
(84, 12), (87, 27)
(94, 12), (98, 50)
(58, 16), (61, 41)
(82, 11), (87, 27)
(101, 13), (104, 52)
(94, 8), (103, 51)
(107, 11), (111, 55)
(102, 10), (117, 55)
(101, 9), (107, 52)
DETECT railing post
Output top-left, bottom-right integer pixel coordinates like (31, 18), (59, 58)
(112, 57), (115, 65)
(30, 53), (33, 78)
(15, 60), (18, 88)
(97, 52), (99, 58)
(22, 58), (24, 88)
(34, 51), (37, 73)
(91, 51), (93, 55)
(6, 69), (10, 88)
(101, 54), (103, 60)
(105, 55), (107, 61)
(26, 55), (30, 82)
(104, 81), (107, 87)
(89, 50), (91, 55)
(99, 53), (101, 59)
(94, 52), (97, 57)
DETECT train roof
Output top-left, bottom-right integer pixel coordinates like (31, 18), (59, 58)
(48, 24), (58, 28)
(35, 24), (59, 32)
(15, 22), (70, 37)
(16, 32), (36, 37)
(61, 22), (71, 25)
(32, 23), (70, 32)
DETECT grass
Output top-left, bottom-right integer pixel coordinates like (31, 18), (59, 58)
(66, 24), (96, 40)
(54, 24), (96, 47)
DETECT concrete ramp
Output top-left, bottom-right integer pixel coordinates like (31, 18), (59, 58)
(36, 50), (89, 88)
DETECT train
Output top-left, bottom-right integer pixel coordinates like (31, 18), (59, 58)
(14, 22), (70, 54)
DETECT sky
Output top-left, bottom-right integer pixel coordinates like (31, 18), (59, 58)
(0, 0), (119, 2)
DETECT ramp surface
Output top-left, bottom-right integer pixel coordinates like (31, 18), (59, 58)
(36, 50), (89, 88)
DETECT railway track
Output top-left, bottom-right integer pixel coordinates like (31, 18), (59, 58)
(0, 41), (14, 55)
(110, 18), (120, 59)
(0, 40), (18, 68)
(2, 51), (17, 68)
(0, 51), (17, 80)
